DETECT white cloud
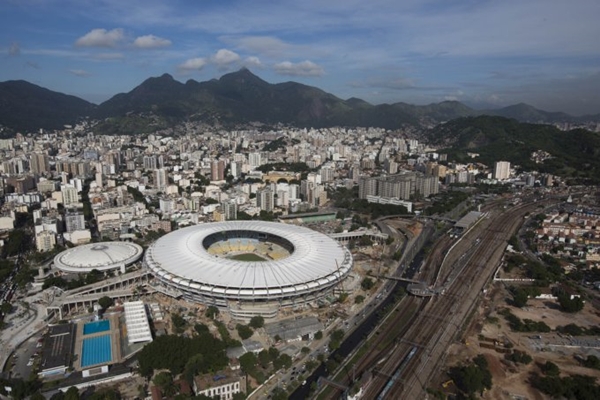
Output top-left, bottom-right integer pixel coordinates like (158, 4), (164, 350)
(178, 57), (208, 71)
(243, 56), (263, 68)
(69, 69), (91, 77)
(210, 49), (240, 66)
(133, 34), (172, 49)
(75, 28), (124, 48)
(8, 42), (20, 56)
(274, 60), (324, 77)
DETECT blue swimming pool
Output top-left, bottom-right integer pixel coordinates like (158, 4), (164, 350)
(81, 334), (112, 367)
(83, 320), (110, 335)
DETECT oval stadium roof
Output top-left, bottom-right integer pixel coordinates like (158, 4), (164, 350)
(144, 221), (352, 300)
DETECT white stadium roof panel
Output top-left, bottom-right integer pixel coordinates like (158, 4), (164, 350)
(144, 221), (353, 303)
(54, 242), (143, 273)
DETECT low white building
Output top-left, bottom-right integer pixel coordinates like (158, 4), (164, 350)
(123, 301), (153, 345)
(193, 371), (246, 400)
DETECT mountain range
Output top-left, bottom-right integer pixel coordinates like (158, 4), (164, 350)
(0, 68), (598, 134)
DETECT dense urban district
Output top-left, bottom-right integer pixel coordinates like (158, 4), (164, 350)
(0, 71), (599, 400)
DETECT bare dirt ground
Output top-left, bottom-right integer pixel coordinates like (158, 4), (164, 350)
(437, 282), (600, 400)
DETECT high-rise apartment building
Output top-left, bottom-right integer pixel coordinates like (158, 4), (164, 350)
(222, 200), (238, 220)
(61, 184), (79, 206)
(30, 153), (49, 174)
(65, 211), (85, 232)
(153, 168), (167, 191)
(143, 155), (158, 170)
(358, 176), (378, 199)
(211, 160), (226, 181)
(249, 152), (262, 168)
(256, 188), (274, 212)
(494, 161), (511, 180)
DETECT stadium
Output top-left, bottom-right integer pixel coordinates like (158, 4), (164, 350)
(144, 221), (353, 318)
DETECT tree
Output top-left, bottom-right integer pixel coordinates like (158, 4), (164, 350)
(249, 315), (264, 329)
(314, 331), (323, 340)
(137, 334), (228, 378)
(88, 388), (121, 400)
(268, 346), (280, 360)
(449, 354), (492, 397)
(361, 277), (374, 291)
(97, 296), (113, 310)
(1, 302), (12, 314)
(583, 355), (600, 370)
(359, 236), (373, 247)
(50, 392), (66, 400)
(301, 346), (311, 354)
(64, 387), (80, 400)
(194, 323), (209, 335)
(355, 295), (365, 304)
(505, 350), (532, 365)
(258, 349), (272, 369)
(278, 354), (292, 369)
(205, 306), (219, 319)
(558, 294), (584, 313)
(183, 354), (206, 383)
(239, 352), (258, 374)
(541, 361), (560, 376)
(153, 371), (176, 397)
(511, 288), (529, 308)
(236, 324), (254, 340)
(329, 329), (345, 351)
(171, 313), (187, 333)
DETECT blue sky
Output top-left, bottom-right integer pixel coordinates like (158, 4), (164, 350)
(1, 0), (599, 115)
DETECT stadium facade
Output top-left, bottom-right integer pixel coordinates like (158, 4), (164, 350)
(144, 221), (353, 319)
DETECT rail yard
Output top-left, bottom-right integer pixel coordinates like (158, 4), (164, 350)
(318, 199), (549, 399)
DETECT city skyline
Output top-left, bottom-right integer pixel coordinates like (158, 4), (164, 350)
(1, 0), (599, 115)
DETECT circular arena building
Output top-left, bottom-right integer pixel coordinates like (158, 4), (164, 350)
(54, 242), (144, 274)
(144, 221), (353, 319)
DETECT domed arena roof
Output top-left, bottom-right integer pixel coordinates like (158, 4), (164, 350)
(53, 242), (144, 273)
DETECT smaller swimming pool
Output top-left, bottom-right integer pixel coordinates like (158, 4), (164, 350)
(83, 320), (110, 335)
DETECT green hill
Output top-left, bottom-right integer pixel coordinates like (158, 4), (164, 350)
(0, 80), (95, 133)
(93, 69), (485, 133)
(428, 116), (600, 183)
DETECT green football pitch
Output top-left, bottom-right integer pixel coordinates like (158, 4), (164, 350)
(229, 253), (267, 261)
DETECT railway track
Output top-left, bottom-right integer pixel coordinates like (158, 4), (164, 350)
(317, 220), (452, 399)
(362, 201), (545, 399)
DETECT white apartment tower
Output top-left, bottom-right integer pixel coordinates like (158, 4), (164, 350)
(256, 188), (274, 212)
(153, 168), (168, 191)
(249, 152), (262, 168)
(61, 185), (79, 206)
(494, 161), (511, 180)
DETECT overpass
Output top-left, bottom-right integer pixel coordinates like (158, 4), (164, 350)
(44, 270), (153, 320)
(329, 230), (389, 243)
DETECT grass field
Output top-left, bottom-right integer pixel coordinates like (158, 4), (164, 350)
(229, 253), (267, 261)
